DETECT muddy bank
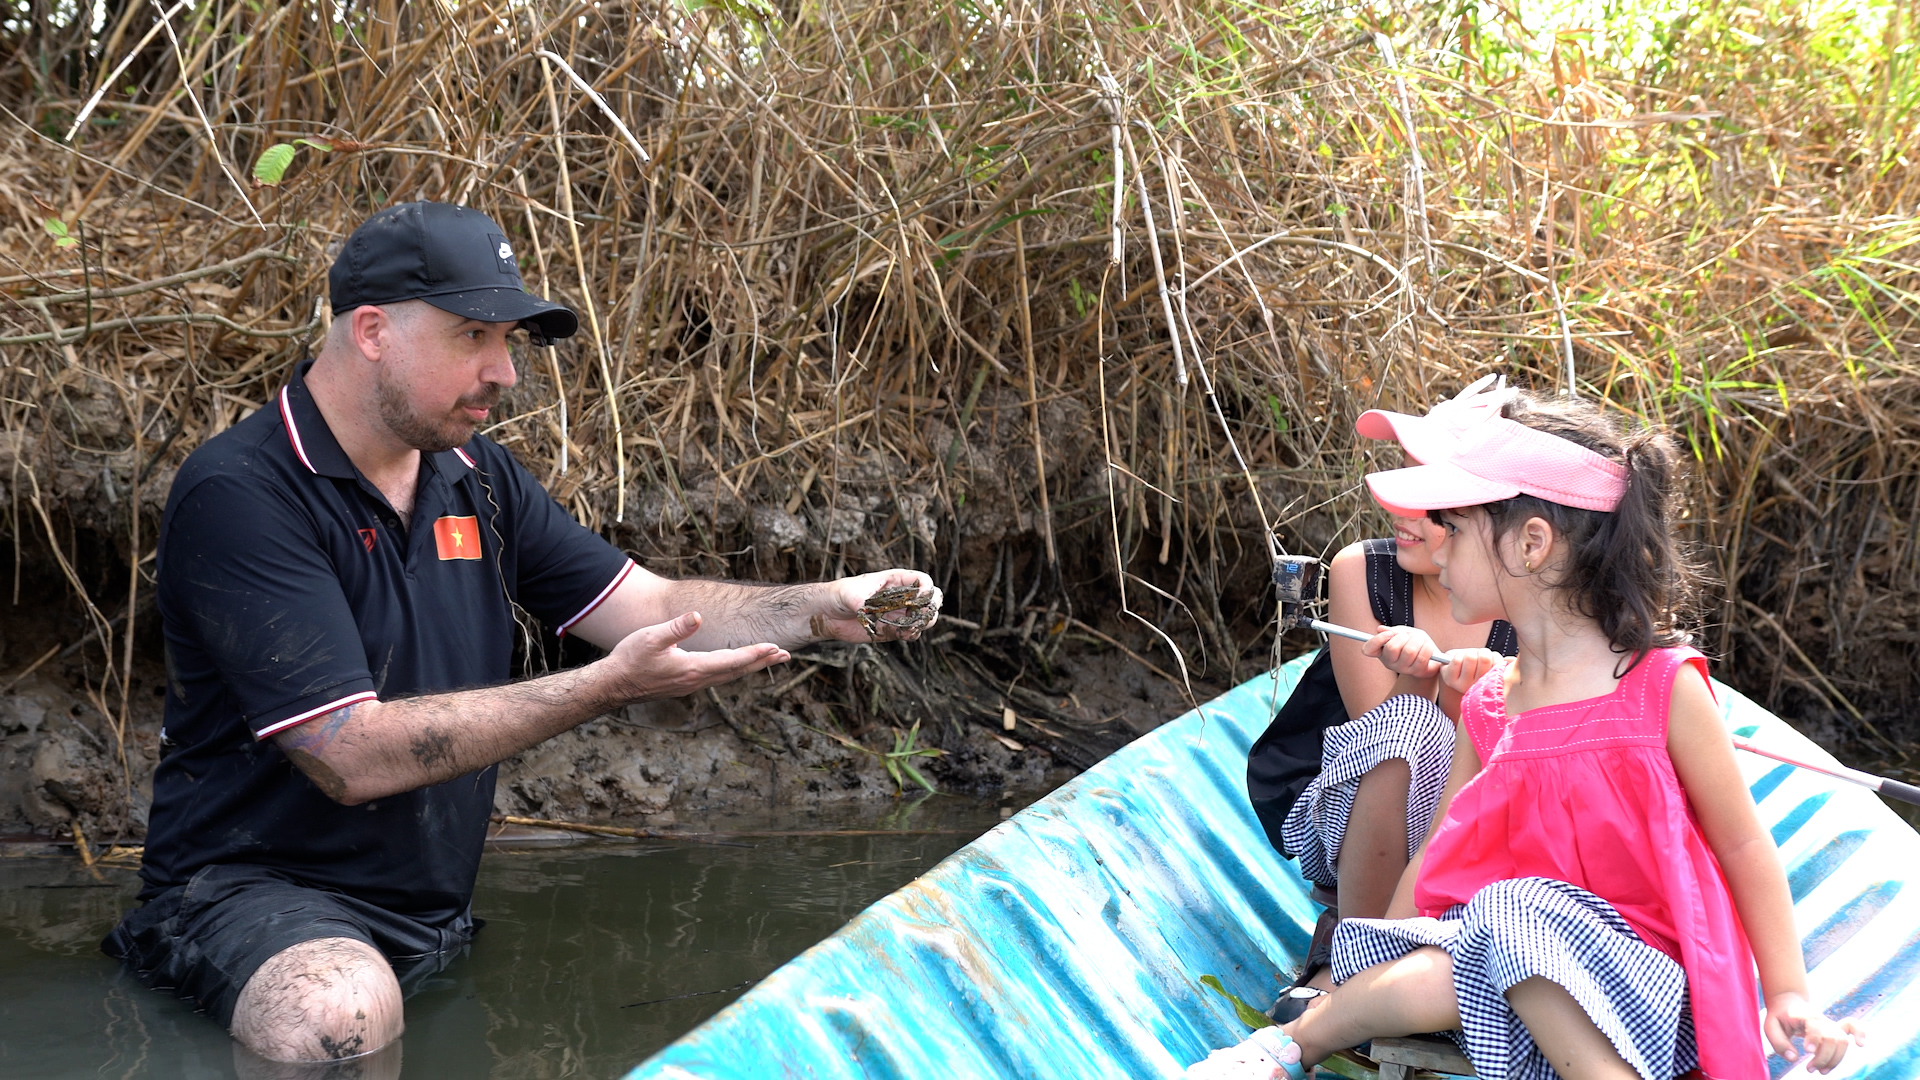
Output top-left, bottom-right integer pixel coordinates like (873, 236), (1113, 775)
(0, 358), (1232, 844)
(0, 593), (1216, 844)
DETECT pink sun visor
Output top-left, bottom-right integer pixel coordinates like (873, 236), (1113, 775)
(1357, 393), (1628, 516)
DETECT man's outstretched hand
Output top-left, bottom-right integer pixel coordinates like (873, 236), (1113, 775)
(573, 563), (942, 660)
(592, 567), (939, 703)
(271, 569), (940, 806)
(809, 568), (942, 643)
(598, 612), (790, 703)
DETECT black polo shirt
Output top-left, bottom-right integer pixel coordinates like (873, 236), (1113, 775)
(141, 359), (632, 924)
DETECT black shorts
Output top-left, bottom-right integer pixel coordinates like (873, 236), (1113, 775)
(101, 864), (476, 1027)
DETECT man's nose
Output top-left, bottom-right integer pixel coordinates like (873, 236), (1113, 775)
(485, 341), (518, 389)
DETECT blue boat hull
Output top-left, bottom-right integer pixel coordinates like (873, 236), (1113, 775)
(628, 656), (1920, 1079)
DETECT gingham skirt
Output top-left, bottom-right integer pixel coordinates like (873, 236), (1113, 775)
(1279, 694), (1454, 887)
(1330, 877), (1700, 1080)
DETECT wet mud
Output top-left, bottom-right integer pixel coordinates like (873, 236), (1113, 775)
(0, 619), (1209, 845)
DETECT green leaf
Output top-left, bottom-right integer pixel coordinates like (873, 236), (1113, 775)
(899, 761), (938, 794)
(974, 206), (1055, 244)
(253, 143), (298, 186)
(42, 218), (77, 249)
(1199, 974), (1275, 1031)
(1265, 394), (1290, 433)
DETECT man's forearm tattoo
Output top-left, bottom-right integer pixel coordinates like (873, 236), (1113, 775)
(408, 726), (455, 770)
(281, 703), (355, 753)
(277, 703), (357, 800)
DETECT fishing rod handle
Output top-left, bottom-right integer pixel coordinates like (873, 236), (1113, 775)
(1731, 737), (1920, 808)
(1305, 618), (1455, 665)
(1880, 778), (1920, 808)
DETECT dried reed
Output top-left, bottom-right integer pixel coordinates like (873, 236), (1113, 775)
(0, 0), (1915, 805)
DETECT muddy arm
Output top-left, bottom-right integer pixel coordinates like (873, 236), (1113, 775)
(270, 612), (787, 804)
(567, 563), (939, 651)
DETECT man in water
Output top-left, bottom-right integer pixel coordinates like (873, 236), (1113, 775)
(102, 201), (936, 1066)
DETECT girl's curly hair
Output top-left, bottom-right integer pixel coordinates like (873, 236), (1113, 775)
(1441, 392), (1703, 672)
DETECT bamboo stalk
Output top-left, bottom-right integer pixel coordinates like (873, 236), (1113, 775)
(1122, 122), (1186, 388)
(540, 53), (626, 521)
(1013, 214), (1056, 567)
(64, 0), (192, 142)
(515, 168), (569, 477)
(149, 0), (261, 228)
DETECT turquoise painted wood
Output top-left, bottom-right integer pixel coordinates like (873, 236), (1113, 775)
(626, 655), (1920, 1079)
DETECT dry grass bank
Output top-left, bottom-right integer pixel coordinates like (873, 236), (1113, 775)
(0, 0), (1915, 828)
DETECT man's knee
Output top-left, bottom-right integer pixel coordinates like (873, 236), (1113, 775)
(231, 937), (403, 1064)
(233, 1038), (403, 1080)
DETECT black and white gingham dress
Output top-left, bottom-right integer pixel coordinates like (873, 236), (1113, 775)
(1277, 539), (1515, 888)
(1331, 876), (1700, 1080)
(1278, 693), (1454, 887)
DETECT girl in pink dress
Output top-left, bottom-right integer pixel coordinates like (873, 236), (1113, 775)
(1191, 390), (1863, 1080)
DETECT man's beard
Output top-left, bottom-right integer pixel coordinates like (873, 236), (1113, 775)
(374, 372), (502, 453)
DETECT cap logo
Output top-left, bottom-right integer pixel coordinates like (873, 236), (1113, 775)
(498, 241), (513, 260)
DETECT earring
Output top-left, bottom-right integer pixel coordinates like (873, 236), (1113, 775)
(1524, 560), (1536, 573)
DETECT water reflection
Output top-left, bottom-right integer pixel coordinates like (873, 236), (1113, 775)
(0, 797), (1019, 1078)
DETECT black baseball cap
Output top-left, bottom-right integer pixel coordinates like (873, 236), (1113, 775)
(329, 201), (578, 345)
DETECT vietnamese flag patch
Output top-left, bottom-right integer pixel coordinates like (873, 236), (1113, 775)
(433, 516), (483, 560)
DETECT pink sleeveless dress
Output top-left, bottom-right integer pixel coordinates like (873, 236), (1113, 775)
(1415, 646), (1764, 1080)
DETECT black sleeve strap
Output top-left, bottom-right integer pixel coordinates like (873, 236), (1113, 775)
(1486, 619), (1519, 656)
(1362, 537), (1520, 655)
(1361, 537), (1415, 627)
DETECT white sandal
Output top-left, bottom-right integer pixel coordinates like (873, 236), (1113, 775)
(1184, 1027), (1307, 1080)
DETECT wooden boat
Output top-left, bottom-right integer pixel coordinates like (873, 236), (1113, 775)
(625, 655), (1920, 1079)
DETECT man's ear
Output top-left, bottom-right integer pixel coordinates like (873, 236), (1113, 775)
(347, 305), (392, 362)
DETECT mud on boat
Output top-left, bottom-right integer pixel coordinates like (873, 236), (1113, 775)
(626, 655), (1920, 1079)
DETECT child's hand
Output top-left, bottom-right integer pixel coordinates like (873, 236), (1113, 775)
(1361, 625), (1444, 679)
(1438, 648), (1503, 696)
(1765, 992), (1865, 1073)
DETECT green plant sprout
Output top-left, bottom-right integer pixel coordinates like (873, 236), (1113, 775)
(805, 719), (943, 795)
(42, 218), (77, 249)
(252, 138), (334, 187)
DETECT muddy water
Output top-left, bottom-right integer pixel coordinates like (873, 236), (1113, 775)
(0, 797), (1020, 1078)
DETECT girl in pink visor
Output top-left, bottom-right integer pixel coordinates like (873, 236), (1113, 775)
(1190, 389), (1862, 1080)
(1252, 376), (1520, 1023)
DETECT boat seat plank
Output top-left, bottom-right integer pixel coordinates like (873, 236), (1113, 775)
(1371, 1035), (1474, 1078)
